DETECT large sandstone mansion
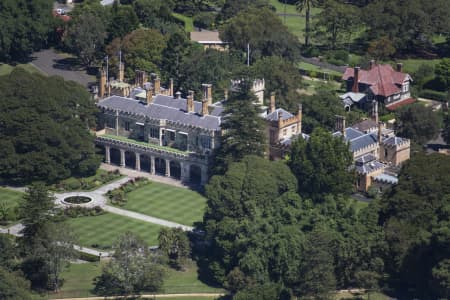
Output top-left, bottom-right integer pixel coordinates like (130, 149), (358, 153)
(95, 65), (410, 191)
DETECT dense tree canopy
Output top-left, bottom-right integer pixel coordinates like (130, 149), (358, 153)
(0, 0), (54, 63)
(212, 81), (267, 174)
(395, 104), (441, 145)
(220, 8), (301, 62)
(288, 127), (354, 200)
(0, 69), (100, 184)
(379, 153), (450, 298)
(0, 267), (34, 300)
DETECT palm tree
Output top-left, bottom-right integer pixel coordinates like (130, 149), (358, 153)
(296, 0), (319, 47)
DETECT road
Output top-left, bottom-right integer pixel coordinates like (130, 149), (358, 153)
(31, 49), (96, 88)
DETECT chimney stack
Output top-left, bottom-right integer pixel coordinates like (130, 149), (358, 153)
(352, 67), (360, 93)
(297, 103), (302, 133)
(99, 68), (106, 98)
(202, 84), (213, 105)
(187, 90), (194, 113)
(154, 76), (161, 95)
(370, 59), (375, 70)
(224, 88), (228, 101)
(372, 100), (379, 123)
(396, 63), (403, 72)
(169, 78), (174, 97)
(118, 62), (124, 82)
(269, 92), (276, 113)
(335, 115), (346, 137)
(201, 100), (209, 116)
(135, 70), (147, 87)
(278, 110), (283, 128)
(176, 91), (182, 99)
(146, 87), (153, 105)
(378, 121), (383, 144)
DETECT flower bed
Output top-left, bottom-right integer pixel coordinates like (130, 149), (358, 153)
(106, 177), (150, 206)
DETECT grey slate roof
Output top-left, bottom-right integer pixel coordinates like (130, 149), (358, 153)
(382, 136), (407, 146)
(265, 108), (294, 121)
(355, 154), (377, 165)
(333, 128), (378, 152)
(355, 159), (385, 174)
(98, 95), (221, 131)
(352, 119), (378, 133)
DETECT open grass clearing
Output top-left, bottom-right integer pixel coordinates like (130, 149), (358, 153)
(298, 61), (343, 76)
(66, 212), (162, 249)
(172, 13), (194, 32)
(117, 181), (206, 226)
(0, 188), (24, 227)
(0, 63), (44, 76)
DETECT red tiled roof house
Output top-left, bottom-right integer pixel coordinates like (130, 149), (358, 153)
(342, 62), (414, 110)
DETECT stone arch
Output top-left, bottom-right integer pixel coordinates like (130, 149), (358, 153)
(140, 154), (151, 173)
(189, 164), (202, 185)
(110, 148), (121, 166)
(155, 157), (166, 175)
(125, 151), (135, 169)
(170, 161), (181, 179)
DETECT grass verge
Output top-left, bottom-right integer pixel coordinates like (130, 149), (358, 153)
(172, 13), (194, 32)
(117, 182), (206, 226)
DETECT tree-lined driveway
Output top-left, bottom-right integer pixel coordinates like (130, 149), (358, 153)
(31, 49), (96, 88)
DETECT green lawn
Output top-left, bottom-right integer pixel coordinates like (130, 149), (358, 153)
(50, 169), (123, 192)
(0, 188), (24, 226)
(0, 63), (44, 76)
(172, 12), (194, 32)
(120, 182), (206, 226)
(298, 61), (343, 77)
(66, 213), (162, 249)
(48, 261), (223, 299)
(355, 200), (369, 212)
(48, 262), (103, 299)
(397, 58), (442, 74)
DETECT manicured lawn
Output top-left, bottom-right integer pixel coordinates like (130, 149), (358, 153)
(48, 261), (223, 299)
(120, 182), (207, 226)
(0, 188), (24, 226)
(298, 61), (343, 76)
(48, 262), (103, 299)
(0, 63), (44, 76)
(163, 262), (224, 294)
(66, 213), (162, 249)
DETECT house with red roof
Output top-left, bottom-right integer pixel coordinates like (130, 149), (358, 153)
(342, 62), (414, 111)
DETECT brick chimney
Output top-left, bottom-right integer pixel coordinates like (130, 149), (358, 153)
(369, 59), (375, 70)
(201, 100), (209, 116)
(118, 62), (124, 82)
(99, 68), (106, 98)
(187, 90), (194, 113)
(135, 70), (146, 87)
(269, 92), (276, 113)
(277, 110), (283, 128)
(396, 63), (403, 72)
(352, 67), (360, 93)
(372, 100), (379, 123)
(154, 76), (161, 95)
(169, 78), (174, 97)
(202, 84), (213, 105)
(146, 87), (153, 105)
(297, 103), (302, 133)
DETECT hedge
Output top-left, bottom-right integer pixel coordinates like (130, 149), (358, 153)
(419, 89), (448, 102)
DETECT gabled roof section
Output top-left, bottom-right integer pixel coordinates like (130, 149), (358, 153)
(382, 136), (408, 146)
(265, 108), (294, 121)
(190, 30), (225, 44)
(342, 64), (412, 97)
(352, 119), (378, 133)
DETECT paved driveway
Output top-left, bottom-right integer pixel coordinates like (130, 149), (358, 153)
(31, 49), (96, 88)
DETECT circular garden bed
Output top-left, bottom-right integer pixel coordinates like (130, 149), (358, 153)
(64, 196), (92, 204)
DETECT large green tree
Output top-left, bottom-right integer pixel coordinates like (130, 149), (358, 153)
(0, 0), (54, 63)
(203, 156), (305, 290)
(65, 12), (108, 66)
(435, 58), (450, 93)
(0, 69), (100, 184)
(220, 8), (301, 62)
(158, 227), (191, 269)
(106, 28), (167, 80)
(395, 103), (441, 145)
(217, 0), (270, 23)
(288, 127), (354, 200)
(94, 232), (165, 296)
(296, 0), (320, 47)
(250, 56), (303, 112)
(379, 153), (450, 298)
(0, 267), (35, 300)
(212, 81), (267, 174)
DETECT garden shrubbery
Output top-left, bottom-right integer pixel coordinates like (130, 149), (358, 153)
(107, 177), (150, 206)
(62, 206), (105, 218)
(51, 170), (121, 192)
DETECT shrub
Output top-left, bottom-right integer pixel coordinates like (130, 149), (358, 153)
(193, 12), (217, 29)
(78, 251), (100, 262)
(419, 89), (448, 102)
(63, 206), (104, 218)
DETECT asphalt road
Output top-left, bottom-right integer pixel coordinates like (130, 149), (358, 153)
(30, 49), (96, 88)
